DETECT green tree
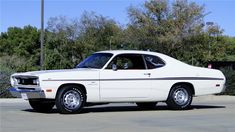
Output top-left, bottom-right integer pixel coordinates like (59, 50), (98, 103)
(224, 36), (235, 61)
(126, 0), (226, 65)
(44, 12), (123, 69)
(0, 26), (40, 97)
(0, 26), (40, 71)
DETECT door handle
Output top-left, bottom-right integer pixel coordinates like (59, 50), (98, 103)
(144, 73), (151, 76)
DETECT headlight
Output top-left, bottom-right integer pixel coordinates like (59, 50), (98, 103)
(33, 78), (40, 85)
(10, 77), (18, 86)
(10, 77), (14, 86)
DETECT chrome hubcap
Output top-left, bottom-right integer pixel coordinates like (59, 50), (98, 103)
(173, 88), (189, 105)
(63, 90), (81, 110)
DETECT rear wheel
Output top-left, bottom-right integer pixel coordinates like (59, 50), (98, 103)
(166, 84), (193, 110)
(136, 102), (157, 109)
(55, 85), (85, 114)
(29, 99), (55, 113)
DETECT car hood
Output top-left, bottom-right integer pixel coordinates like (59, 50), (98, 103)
(12, 68), (100, 78)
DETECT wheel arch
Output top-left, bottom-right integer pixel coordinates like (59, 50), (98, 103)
(56, 83), (87, 98)
(169, 82), (195, 96)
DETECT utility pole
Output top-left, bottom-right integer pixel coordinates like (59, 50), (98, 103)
(109, 36), (113, 50)
(40, 0), (44, 70)
(206, 22), (214, 60)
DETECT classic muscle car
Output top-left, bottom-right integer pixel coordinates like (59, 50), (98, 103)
(9, 50), (226, 114)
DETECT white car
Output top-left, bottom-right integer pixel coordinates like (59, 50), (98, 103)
(10, 50), (226, 114)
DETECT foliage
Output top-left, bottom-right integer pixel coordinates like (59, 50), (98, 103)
(44, 12), (123, 69)
(126, 0), (226, 65)
(223, 36), (235, 61)
(0, 59), (15, 98)
(0, 26), (40, 97)
(0, 26), (40, 71)
(220, 67), (235, 95)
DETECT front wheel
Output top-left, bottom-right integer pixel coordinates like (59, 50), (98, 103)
(55, 85), (85, 114)
(166, 84), (193, 110)
(29, 99), (55, 113)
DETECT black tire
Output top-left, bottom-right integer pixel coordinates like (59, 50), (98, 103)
(29, 99), (55, 113)
(136, 102), (157, 109)
(55, 85), (86, 114)
(166, 84), (193, 110)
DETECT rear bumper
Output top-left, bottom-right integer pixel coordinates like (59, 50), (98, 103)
(9, 87), (46, 99)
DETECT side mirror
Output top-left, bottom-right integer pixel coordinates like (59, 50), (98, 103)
(112, 64), (117, 71)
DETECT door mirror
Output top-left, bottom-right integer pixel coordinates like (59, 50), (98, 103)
(112, 64), (117, 71)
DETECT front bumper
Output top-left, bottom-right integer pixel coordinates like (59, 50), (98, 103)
(9, 87), (46, 99)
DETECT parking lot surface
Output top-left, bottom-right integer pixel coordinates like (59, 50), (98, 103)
(1, 95), (235, 132)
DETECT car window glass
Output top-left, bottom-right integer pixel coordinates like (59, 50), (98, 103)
(76, 53), (113, 69)
(144, 55), (165, 69)
(106, 54), (145, 70)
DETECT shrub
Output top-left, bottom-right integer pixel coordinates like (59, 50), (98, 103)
(0, 66), (14, 98)
(0, 56), (17, 98)
(220, 67), (235, 95)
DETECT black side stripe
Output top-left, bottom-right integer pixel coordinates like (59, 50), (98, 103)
(42, 77), (224, 82)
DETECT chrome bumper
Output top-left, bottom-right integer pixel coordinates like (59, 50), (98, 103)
(9, 87), (46, 99)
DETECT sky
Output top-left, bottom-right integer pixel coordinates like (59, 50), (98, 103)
(0, 0), (235, 36)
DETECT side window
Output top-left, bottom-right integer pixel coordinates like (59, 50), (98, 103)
(106, 54), (146, 70)
(144, 55), (165, 69)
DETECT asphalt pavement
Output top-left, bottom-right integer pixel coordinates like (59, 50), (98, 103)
(0, 95), (235, 132)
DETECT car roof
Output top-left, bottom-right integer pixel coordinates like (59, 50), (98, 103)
(96, 50), (162, 56)
(96, 50), (188, 66)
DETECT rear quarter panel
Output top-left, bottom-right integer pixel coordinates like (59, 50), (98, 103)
(148, 55), (225, 101)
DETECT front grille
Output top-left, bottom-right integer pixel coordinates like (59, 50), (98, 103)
(15, 77), (39, 85)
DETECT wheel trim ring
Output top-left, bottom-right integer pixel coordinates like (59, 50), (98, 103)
(62, 90), (81, 110)
(173, 88), (189, 105)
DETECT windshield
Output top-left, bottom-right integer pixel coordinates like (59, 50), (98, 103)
(76, 53), (113, 69)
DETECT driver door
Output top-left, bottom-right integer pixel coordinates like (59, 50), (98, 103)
(99, 54), (152, 101)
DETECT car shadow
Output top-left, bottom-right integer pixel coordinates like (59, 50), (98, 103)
(81, 105), (226, 114)
(22, 104), (226, 114)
